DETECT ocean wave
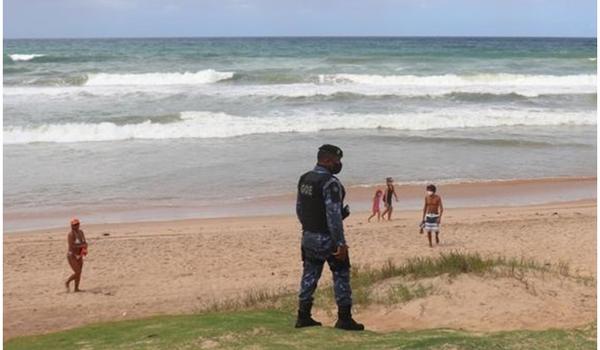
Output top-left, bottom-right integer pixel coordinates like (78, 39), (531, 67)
(84, 70), (235, 86)
(3, 66), (32, 74)
(6, 53), (122, 65)
(4, 84), (596, 100)
(275, 91), (557, 103)
(4, 72), (595, 98)
(106, 113), (183, 125)
(4, 109), (596, 144)
(317, 73), (597, 87)
(4, 70), (234, 87)
(8, 54), (46, 62)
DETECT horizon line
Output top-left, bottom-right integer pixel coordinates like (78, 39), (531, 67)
(4, 34), (597, 40)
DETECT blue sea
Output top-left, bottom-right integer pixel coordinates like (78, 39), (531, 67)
(3, 37), (597, 230)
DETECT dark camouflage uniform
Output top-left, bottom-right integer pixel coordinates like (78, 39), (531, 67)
(297, 165), (352, 307)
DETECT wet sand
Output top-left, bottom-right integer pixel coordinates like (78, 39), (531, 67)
(4, 176), (596, 232)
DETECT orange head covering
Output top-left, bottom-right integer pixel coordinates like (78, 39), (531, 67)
(70, 218), (80, 226)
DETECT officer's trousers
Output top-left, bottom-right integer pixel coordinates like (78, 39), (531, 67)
(298, 252), (352, 307)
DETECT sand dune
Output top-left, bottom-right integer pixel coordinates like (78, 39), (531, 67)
(316, 272), (595, 332)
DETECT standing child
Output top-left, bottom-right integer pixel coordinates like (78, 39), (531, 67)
(381, 177), (398, 221)
(367, 189), (383, 222)
(421, 184), (443, 247)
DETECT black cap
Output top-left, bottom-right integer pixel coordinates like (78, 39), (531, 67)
(318, 144), (343, 159)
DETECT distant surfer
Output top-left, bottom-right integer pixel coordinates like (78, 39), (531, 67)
(421, 185), (444, 247)
(65, 218), (87, 292)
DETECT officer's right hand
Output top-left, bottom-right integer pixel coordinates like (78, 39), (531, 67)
(342, 205), (350, 220)
(333, 244), (348, 261)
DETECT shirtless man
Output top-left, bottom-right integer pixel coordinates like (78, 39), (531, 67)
(421, 184), (443, 247)
(66, 218), (87, 292)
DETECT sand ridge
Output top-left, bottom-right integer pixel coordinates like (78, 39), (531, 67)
(314, 272), (596, 332)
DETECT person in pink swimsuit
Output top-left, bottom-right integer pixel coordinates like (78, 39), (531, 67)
(367, 189), (383, 222)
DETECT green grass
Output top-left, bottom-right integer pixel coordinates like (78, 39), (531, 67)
(383, 283), (434, 305)
(5, 310), (596, 350)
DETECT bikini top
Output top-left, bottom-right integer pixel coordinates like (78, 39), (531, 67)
(74, 231), (86, 245)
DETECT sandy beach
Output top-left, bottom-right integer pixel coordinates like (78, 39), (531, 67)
(3, 179), (597, 339)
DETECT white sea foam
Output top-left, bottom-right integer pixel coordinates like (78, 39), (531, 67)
(4, 109), (596, 144)
(4, 73), (596, 99)
(84, 70), (235, 86)
(9, 54), (46, 61)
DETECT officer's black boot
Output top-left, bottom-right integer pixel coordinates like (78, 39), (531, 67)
(334, 305), (364, 331)
(295, 301), (322, 328)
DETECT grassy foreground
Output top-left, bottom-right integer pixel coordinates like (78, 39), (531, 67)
(6, 253), (596, 349)
(5, 310), (596, 350)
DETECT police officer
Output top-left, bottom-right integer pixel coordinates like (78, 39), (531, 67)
(295, 144), (364, 331)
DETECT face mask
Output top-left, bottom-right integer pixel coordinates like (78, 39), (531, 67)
(331, 161), (342, 174)
(427, 191), (434, 196)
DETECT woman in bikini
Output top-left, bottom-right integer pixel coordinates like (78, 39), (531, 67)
(66, 218), (87, 292)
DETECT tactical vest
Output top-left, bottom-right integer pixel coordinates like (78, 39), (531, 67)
(297, 170), (345, 233)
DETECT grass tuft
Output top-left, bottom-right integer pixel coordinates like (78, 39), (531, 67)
(384, 282), (434, 305)
(322, 251), (593, 308)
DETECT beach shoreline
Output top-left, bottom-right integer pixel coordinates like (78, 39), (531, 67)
(4, 176), (596, 233)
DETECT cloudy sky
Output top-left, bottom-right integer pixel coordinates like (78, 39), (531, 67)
(4, 0), (597, 38)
